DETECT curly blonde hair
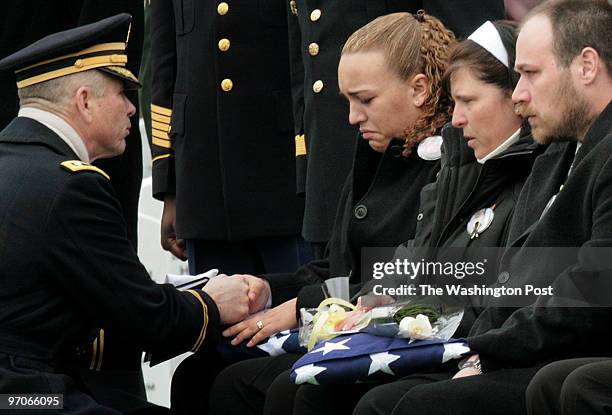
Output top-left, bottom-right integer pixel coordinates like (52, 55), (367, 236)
(342, 11), (456, 156)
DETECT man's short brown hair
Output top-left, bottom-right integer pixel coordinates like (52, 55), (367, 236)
(527, 0), (611, 70)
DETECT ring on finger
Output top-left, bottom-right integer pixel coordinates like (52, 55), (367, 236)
(256, 320), (264, 330)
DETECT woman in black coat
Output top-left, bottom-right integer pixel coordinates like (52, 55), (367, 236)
(194, 12), (457, 415)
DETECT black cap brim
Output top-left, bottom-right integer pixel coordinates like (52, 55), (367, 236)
(99, 66), (141, 89)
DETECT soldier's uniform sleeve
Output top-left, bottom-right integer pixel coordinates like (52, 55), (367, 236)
(150, 0), (176, 200)
(46, 168), (217, 358)
(287, 0), (307, 194)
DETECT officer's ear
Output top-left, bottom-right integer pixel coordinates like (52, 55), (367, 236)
(74, 86), (95, 123)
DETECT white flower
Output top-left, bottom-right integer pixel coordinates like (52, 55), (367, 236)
(398, 314), (433, 339)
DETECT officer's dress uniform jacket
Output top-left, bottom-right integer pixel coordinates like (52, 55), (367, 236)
(0, 117), (218, 411)
(264, 136), (441, 312)
(150, 0), (303, 241)
(469, 101), (612, 371)
(287, 0), (421, 243)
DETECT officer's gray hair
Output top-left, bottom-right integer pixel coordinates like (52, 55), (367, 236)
(18, 70), (108, 108)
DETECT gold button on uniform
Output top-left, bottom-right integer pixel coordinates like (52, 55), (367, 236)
(308, 43), (319, 56)
(310, 9), (321, 21)
(218, 38), (231, 52)
(221, 78), (233, 92)
(312, 80), (324, 93)
(217, 2), (229, 15)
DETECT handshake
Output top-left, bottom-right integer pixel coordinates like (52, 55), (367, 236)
(199, 273), (271, 324)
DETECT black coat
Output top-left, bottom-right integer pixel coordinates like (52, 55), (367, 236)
(468, 101), (612, 371)
(0, 117), (218, 403)
(150, 0), (303, 241)
(409, 125), (542, 337)
(264, 136), (440, 312)
(417, 125), (542, 249)
(288, 0), (422, 243)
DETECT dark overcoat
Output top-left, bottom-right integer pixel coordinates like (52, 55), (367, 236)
(469, 101), (612, 371)
(409, 125), (542, 337)
(417, 124), (542, 249)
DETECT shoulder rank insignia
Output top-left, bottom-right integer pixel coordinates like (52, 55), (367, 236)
(60, 160), (110, 180)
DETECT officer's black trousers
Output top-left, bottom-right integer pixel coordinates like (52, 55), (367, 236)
(526, 358), (612, 415)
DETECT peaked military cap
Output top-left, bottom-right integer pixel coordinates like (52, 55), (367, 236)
(0, 13), (139, 89)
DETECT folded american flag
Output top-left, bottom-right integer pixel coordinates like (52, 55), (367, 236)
(290, 333), (470, 385)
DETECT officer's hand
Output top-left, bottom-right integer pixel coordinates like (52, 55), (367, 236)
(231, 274), (271, 314)
(222, 298), (298, 347)
(201, 274), (250, 324)
(161, 195), (187, 260)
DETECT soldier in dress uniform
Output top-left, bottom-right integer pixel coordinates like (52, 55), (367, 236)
(0, 14), (263, 414)
(0, 0), (145, 252)
(150, 0), (310, 276)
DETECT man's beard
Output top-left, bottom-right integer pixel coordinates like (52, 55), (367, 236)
(533, 76), (592, 144)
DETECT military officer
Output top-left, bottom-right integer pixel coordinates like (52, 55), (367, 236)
(0, 0), (145, 251)
(0, 14), (261, 414)
(150, 0), (310, 275)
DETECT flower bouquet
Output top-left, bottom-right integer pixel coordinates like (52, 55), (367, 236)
(299, 294), (464, 351)
(293, 293), (468, 385)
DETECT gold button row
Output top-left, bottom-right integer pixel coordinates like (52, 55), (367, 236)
(312, 80), (324, 93)
(217, 3), (230, 91)
(309, 10), (321, 61)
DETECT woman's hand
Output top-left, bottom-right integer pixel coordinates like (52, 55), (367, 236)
(222, 298), (298, 347)
(337, 309), (368, 331)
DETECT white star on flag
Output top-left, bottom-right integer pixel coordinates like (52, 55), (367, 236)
(311, 337), (351, 356)
(368, 351), (400, 376)
(257, 333), (291, 356)
(442, 343), (471, 363)
(294, 364), (327, 385)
